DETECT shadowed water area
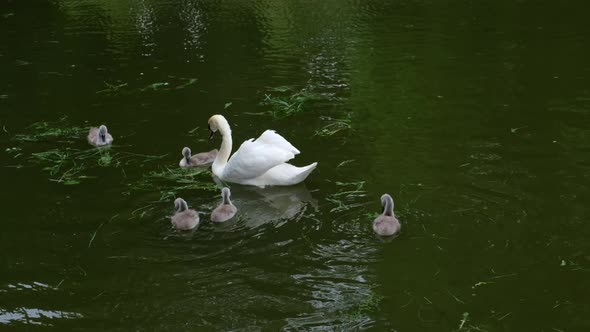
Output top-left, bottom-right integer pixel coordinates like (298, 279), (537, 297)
(1, 0), (590, 330)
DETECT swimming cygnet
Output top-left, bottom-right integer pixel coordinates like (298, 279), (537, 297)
(179, 147), (218, 167)
(171, 198), (200, 230)
(373, 194), (401, 236)
(210, 187), (237, 222)
(87, 125), (113, 147)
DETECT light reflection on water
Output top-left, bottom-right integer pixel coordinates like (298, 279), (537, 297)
(0, 308), (83, 326)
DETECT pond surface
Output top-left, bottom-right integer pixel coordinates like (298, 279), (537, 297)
(2, 0), (590, 330)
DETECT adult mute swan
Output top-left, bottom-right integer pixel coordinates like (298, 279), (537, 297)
(207, 114), (317, 187)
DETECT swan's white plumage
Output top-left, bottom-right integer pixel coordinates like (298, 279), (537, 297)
(256, 130), (300, 155)
(208, 115), (317, 187)
(223, 133), (295, 182)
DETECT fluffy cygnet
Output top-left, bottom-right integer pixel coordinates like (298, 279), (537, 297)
(373, 194), (401, 236)
(179, 147), (218, 167)
(210, 187), (237, 222)
(171, 198), (200, 230)
(87, 125), (113, 147)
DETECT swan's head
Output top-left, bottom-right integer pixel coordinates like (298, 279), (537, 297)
(99, 125), (108, 142)
(174, 198), (188, 212)
(182, 147), (191, 161)
(208, 114), (230, 139)
(380, 194), (393, 206)
(380, 194), (394, 216)
(221, 187), (231, 204)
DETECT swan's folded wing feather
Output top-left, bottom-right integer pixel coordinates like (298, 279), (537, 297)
(223, 138), (295, 181)
(256, 130), (300, 155)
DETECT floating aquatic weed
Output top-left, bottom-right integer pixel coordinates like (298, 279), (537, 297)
(116, 151), (168, 167)
(31, 149), (71, 176)
(27, 146), (165, 185)
(144, 167), (212, 184)
(141, 82), (170, 91)
(97, 150), (113, 167)
(314, 114), (353, 137)
(337, 159), (355, 168)
(12, 117), (86, 143)
(259, 86), (322, 118)
(10, 117), (168, 185)
(129, 167), (216, 197)
(315, 121), (351, 137)
(175, 78), (198, 89)
(454, 312), (490, 332)
(326, 180), (369, 213)
(126, 167), (216, 219)
(140, 77), (200, 92)
(186, 126), (201, 136)
(224, 102), (232, 109)
(268, 86), (292, 93)
(96, 81), (128, 95)
(458, 312), (469, 330)
(29, 149), (96, 185)
(5, 147), (23, 159)
(49, 165), (96, 186)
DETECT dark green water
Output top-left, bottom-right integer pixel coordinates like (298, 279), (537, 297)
(2, 0), (590, 330)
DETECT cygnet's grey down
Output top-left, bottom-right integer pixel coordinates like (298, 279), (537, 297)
(87, 125), (113, 147)
(210, 187), (237, 222)
(373, 194), (401, 236)
(179, 147), (218, 167)
(171, 198), (200, 230)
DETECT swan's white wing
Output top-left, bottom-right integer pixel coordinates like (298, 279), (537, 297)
(256, 130), (300, 155)
(223, 136), (295, 181)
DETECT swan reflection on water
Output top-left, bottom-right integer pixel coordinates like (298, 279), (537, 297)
(212, 178), (317, 228)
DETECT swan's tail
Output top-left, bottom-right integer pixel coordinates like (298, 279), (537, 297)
(255, 162), (318, 187)
(290, 162), (318, 185)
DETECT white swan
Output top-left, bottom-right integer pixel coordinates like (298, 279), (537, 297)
(207, 114), (317, 187)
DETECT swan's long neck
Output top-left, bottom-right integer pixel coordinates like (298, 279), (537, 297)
(382, 197), (394, 217)
(212, 122), (232, 177)
(222, 192), (231, 205)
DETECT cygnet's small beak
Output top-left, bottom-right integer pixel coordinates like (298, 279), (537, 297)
(209, 130), (215, 140)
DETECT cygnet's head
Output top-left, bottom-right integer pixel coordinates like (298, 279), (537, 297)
(221, 187), (231, 204)
(174, 198), (188, 212)
(182, 147), (191, 160)
(380, 194), (394, 216)
(99, 125), (108, 142)
(208, 114), (229, 139)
